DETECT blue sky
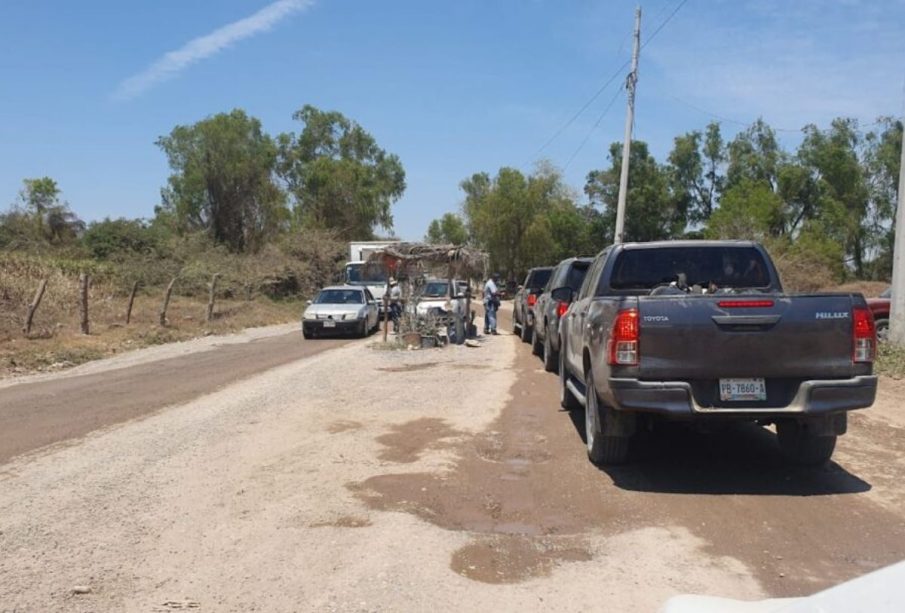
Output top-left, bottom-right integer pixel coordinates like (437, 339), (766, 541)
(2, 0), (904, 240)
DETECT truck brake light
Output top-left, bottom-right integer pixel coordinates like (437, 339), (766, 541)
(852, 307), (876, 363)
(608, 308), (639, 366)
(718, 300), (775, 308)
(527, 293), (537, 307)
(556, 301), (569, 318)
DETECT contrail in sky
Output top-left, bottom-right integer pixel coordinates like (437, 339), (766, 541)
(113, 0), (313, 101)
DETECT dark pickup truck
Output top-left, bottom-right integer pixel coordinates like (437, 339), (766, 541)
(558, 240), (878, 466)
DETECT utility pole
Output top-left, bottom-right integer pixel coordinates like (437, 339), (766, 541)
(888, 121), (905, 345)
(614, 6), (641, 245)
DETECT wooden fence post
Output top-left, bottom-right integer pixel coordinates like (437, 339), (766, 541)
(159, 277), (177, 326)
(79, 273), (90, 335)
(125, 281), (139, 325)
(23, 279), (48, 337)
(206, 273), (221, 322)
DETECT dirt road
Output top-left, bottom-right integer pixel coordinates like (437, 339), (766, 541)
(0, 326), (350, 463)
(2, 308), (905, 611)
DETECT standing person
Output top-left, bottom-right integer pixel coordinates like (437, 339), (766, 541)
(388, 277), (402, 333)
(483, 274), (500, 335)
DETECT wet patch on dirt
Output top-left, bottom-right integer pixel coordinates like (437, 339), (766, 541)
(326, 420), (363, 434)
(376, 418), (462, 463)
(377, 362), (439, 373)
(355, 342), (905, 593)
(450, 536), (591, 584)
(310, 515), (372, 529)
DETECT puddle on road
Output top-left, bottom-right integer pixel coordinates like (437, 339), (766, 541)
(451, 536), (591, 584)
(376, 417), (462, 463)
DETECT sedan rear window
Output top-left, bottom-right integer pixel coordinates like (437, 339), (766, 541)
(316, 289), (364, 304)
(610, 246), (771, 291)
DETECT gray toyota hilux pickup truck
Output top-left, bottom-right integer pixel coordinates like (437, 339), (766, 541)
(558, 240), (878, 466)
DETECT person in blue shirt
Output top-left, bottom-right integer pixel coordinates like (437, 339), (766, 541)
(483, 275), (500, 335)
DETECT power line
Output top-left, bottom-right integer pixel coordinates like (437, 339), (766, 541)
(640, 0), (689, 50)
(564, 87), (624, 171)
(526, 0), (690, 167)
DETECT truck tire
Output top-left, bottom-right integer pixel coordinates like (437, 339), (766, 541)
(543, 327), (558, 373)
(520, 319), (532, 343)
(777, 421), (836, 466)
(559, 344), (581, 411)
(585, 369), (629, 465)
(531, 325), (543, 357)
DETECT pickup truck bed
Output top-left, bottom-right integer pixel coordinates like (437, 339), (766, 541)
(558, 241), (877, 466)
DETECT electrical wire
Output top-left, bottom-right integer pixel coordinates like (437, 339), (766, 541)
(563, 87), (623, 171)
(526, 0), (691, 167)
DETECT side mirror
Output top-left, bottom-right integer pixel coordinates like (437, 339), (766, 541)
(454, 293), (465, 299)
(551, 287), (573, 303)
(306, 299), (313, 305)
(368, 299), (376, 305)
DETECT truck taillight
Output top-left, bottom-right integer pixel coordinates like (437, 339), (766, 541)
(556, 301), (569, 318)
(853, 307), (876, 363)
(527, 293), (537, 307)
(608, 308), (639, 366)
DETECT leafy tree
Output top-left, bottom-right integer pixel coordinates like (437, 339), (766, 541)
(156, 109), (287, 253)
(6, 177), (84, 246)
(585, 141), (684, 242)
(277, 105), (405, 239)
(425, 212), (468, 244)
(461, 164), (579, 279)
(706, 179), (784, 240)
(726, 119), (783, 191)
(796, 119), (873, 276)
(667, 121), (725, 224)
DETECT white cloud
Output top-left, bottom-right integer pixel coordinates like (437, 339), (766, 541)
(113, 0), (313, 101)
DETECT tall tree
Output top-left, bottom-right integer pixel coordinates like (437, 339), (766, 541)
(585, 141), (684, 242)
(277, 105), (405, 239)
(156, 109), (286, 252)
(667, 121), (725, 224)
(425, 212), (468, 244)
(10, 177), (84, 245)
(461, 165), (579, 279)
(726, 119), (782, 191)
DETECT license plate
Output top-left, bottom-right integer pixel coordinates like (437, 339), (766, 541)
(719, 378), (766, 401)
(322, 319), (336, 328)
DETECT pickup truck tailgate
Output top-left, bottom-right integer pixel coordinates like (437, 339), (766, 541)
(637, 294), (862, 382)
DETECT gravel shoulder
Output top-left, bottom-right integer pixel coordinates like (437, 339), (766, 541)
(1, 326), (763, 612)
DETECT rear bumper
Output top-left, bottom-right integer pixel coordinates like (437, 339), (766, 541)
(606, 375), (877, 417)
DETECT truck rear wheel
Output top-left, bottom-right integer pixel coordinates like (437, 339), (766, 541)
(559, 346), (581, 411)
(585, 370), (629, 465)
(777, 421), (837, 466)
(520, 319), (532, 343)
(531, 326), (543, 357)
(543, 328), (558, 373)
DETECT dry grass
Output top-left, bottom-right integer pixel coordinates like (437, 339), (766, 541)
(0, 289), (301, 377)
(823, 281), (888, 298)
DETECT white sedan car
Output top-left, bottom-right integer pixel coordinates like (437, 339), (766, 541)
(302, 285), (379, 339)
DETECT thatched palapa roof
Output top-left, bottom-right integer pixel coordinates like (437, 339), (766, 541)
(365, 242), (488, 278)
